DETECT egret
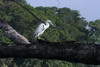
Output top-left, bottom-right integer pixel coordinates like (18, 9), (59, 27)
(33, 20), (54, 39)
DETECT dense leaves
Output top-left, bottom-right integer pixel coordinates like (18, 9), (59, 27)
(0, 0), (100, 67)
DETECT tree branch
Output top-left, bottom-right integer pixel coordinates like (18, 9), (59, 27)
(0, 19), (31, 44)
(0, 41), (100, 65)
(11, 0), (44, 23)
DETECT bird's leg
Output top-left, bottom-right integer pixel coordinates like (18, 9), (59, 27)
(32, 37), (41, 44)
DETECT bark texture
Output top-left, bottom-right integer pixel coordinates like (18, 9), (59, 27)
(0, 41), (100, 65)
(0, 19), (31, 44)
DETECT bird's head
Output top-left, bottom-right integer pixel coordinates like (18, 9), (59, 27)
(46, 20), (54, 26)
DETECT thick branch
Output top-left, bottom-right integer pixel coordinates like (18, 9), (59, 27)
(0, 41), (100, 65)
(0, 19), (30, 44)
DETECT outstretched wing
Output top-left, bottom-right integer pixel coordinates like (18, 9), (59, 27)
(33, 23), (45, 38)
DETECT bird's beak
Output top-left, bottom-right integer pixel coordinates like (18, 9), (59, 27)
(51, 23), (57, 28)
(51, 23), (54, 26)
(50, 22), (55, 27)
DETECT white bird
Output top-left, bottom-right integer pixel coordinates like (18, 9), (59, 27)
(33, 20), (54, 39)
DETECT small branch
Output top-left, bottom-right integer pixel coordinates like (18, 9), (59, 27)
(0, 41), (100, 65)
(11, 0), (44, 23)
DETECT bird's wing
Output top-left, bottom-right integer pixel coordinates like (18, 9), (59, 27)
(35, 23), (45, 32)
(33, 23), (45, 38)
(33, 23), (45, 36)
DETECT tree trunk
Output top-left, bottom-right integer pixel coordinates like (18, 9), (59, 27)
(0, 40), (100, 65)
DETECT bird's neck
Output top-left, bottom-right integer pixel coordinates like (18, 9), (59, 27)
(45, 22), (50, 29)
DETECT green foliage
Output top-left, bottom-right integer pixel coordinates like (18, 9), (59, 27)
(0, 0), (100, 67)
(0, 30), (12, 44)
(0, 0), (88, 43)
(89, 20), (100, 44)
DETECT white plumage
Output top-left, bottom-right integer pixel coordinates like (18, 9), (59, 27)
(33, 20), (53, 39)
